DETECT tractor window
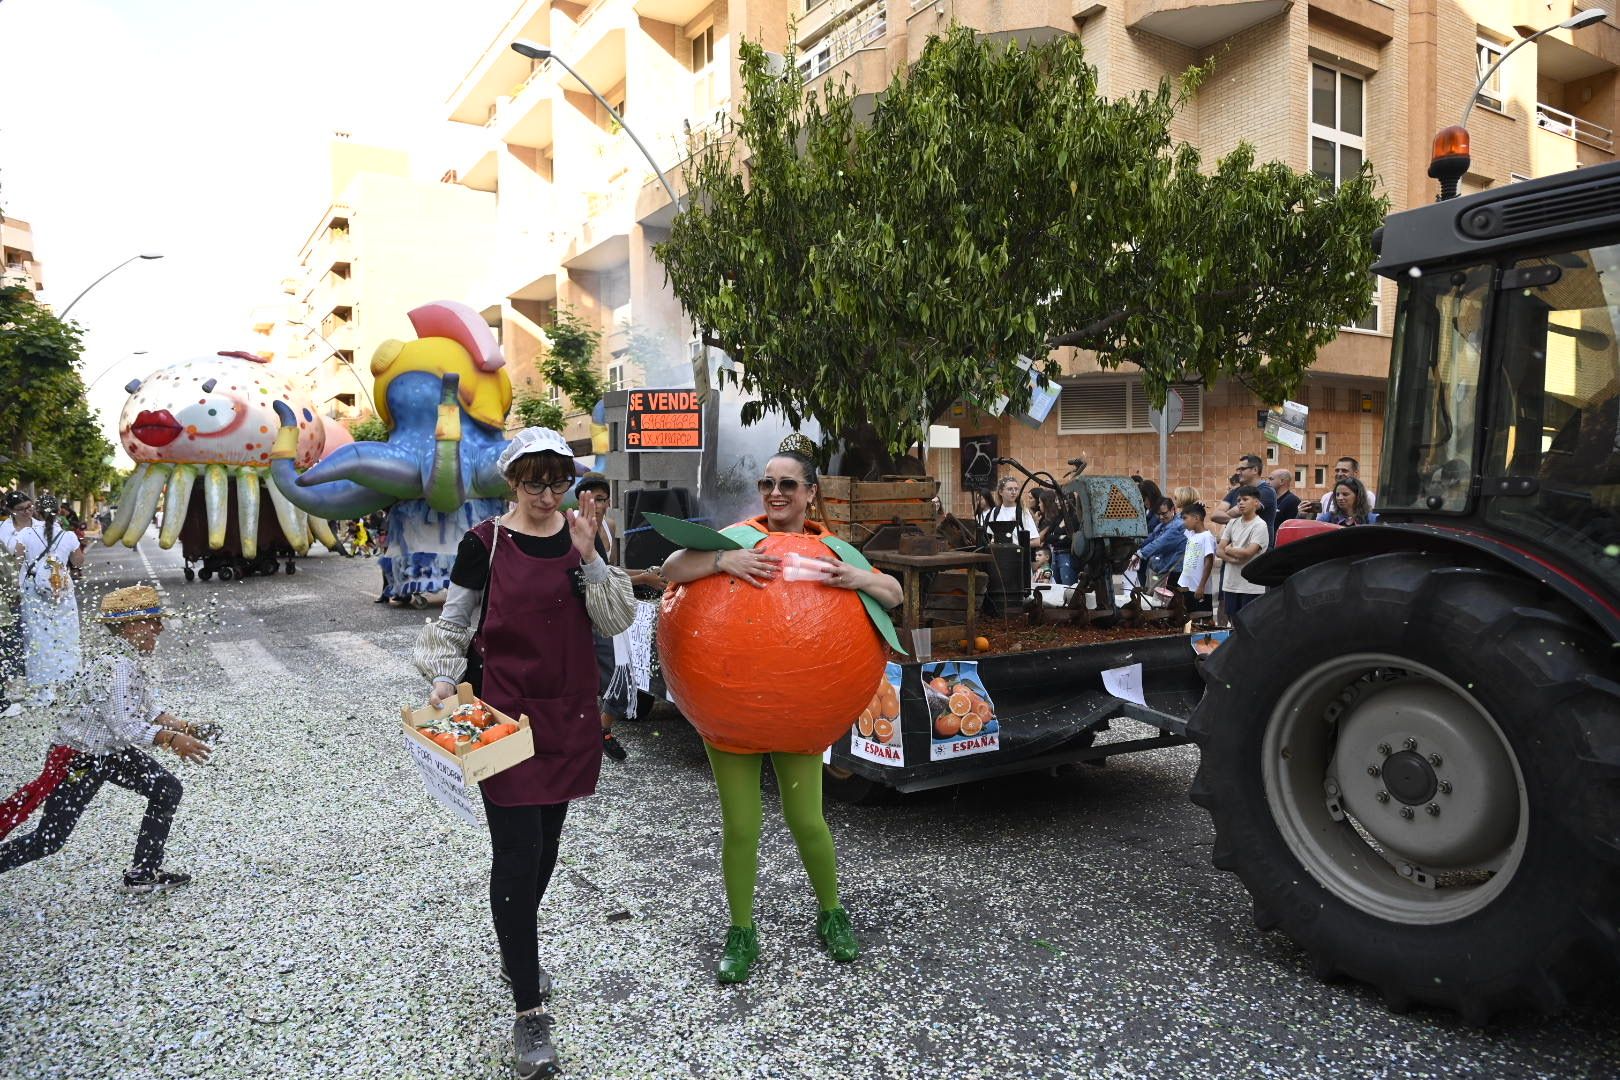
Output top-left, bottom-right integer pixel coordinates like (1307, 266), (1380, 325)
(1484, 245), (1620, 590)
(1379, 265), (1493, 512)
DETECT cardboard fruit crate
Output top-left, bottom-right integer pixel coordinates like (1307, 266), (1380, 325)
(401, 683), (535, 785)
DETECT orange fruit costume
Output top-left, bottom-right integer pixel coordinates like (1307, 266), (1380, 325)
(657, 516), (888, 755)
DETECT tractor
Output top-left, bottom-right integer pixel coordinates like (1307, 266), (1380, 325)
(1190, 130), (1620, 1022)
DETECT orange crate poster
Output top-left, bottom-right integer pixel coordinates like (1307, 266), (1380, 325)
(923, 661), (1000, 761)
(851, 662), (904, 767)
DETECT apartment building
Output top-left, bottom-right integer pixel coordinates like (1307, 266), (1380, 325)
(446, 0), (1620, 505)
(271, 137), (498, 424)
(1, 216), (46, 299)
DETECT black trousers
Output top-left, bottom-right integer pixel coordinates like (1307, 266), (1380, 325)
(482, 792), (570, 1012)
(0, 747), (182, 874)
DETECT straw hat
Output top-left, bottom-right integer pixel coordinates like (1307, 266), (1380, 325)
(98, 585), (164, 623)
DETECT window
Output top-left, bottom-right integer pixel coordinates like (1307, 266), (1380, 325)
(1294, 467), (1306, 485)
(1311, 63), (1378, 332)
(1313, 432), (1327, 453)
(1057, 379), (1205, 435)
(607, 359), (626, 393)
(1313, 465), (1327, 487)
(547, 383), (560, 404)
(1265, 444), (1278, 464)
(1310, 63), (1364, 187)
(689, 25), (714, 72)
(1477, 37), (1506, 112)
(797, 39), (832, 80)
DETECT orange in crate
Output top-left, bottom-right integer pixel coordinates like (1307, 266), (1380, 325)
(659, 530), (888, 755)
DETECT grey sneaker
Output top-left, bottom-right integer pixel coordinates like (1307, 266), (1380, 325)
(123, 868), (191, 894)
(500, 958), (553, 1001)
(512, 1010), (560, 1079)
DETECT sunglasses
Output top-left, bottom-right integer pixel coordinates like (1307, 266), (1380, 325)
(517, 478), (574, 495)
(757, 477), (803, 495)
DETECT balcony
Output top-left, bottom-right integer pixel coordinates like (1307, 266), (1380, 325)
(445, 0), (549, 125)
(798, 0), (887, 83)
(1125, 0), (1291, 49)
(632, 0), (713, 24)
(495, 64), (555, 151)
(1537, 101), (1614, 153)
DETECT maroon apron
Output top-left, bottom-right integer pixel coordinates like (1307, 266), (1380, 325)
(470, 520), (602, 806)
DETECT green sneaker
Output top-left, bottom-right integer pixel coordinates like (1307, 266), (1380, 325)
(716, 925), (759, 984)
(816, 906), (859, 963)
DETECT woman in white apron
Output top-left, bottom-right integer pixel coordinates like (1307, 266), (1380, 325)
(7, 496), (84, 701)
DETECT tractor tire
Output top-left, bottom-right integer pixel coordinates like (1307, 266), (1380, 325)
(1188, 552), (1620, 1023)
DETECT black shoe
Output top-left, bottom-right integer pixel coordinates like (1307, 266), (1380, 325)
(373, 594), (389, 603)
(512, 1010), (560, 1079)
(500, 958), (553, 1002)
(123, 868), (191, 894)
(602, 731), (628, 763)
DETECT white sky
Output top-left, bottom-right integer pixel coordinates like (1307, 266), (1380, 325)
(0, 0), (512, 460)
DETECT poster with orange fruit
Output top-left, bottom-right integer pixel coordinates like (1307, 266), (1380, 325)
(851, 662), (904, 767)
(924, 662), (1000, 761)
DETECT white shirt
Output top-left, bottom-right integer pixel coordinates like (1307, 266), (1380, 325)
(1181, 530), (1217, 592)
(56, 643), (163, 755)
(1220, 515), (1271, 595)
(9, 522), (79, 600)
(979, 505), (1039, 537)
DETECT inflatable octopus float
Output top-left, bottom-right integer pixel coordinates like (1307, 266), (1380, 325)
(269, 300), (518, 603)
(103, 351), (341, 566)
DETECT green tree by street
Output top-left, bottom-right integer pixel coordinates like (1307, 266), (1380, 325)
(0, 284), (117, 499)
(655, 29), (1389, 464)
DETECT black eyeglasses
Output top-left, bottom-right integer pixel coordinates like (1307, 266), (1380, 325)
(757, 477), (802, 495)
(518, 479), (574, 495)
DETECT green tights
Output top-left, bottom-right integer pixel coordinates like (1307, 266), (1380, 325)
(704, 744), (841, 928)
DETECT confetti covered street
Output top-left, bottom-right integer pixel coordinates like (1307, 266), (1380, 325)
(2, 537), (1617, 1079)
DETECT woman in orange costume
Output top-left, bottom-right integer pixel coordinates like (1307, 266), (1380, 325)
(661, 447), (902, 983)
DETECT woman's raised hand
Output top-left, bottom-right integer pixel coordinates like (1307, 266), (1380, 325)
(715, 548), (781, 589)
(567, 505), (602, 562)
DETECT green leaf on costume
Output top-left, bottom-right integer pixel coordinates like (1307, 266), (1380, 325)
(819, 534), (908, 656)
(719, 525), (765, 550)
(642, 512), (743, 552)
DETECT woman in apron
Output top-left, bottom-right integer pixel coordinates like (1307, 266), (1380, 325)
(7, 494), (84, 702)
(414, 427), (634, 1080)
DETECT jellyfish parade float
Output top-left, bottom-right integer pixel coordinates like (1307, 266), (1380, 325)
(105, 351), (341, 581)
(269, 300), (523, 606)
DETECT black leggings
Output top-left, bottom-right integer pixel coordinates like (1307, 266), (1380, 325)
(482, 792), (569, 1012)
(0, 747), (182, 874)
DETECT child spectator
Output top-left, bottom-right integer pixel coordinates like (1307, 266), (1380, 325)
(1179, 503), (1217, 619)
(0, 585), (209, 891)
(1217, 485), (1272, 623)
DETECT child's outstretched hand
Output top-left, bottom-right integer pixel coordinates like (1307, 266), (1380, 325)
(168, 733), (211, 764)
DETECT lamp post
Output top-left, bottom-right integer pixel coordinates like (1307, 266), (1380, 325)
(1462, 9), (1607, 127)
(59, 253), (164, 319)
(84, 350), (149, 394)
(1432, 9), (1608, 200)
(510, 39), (681, 207)
(292, 321), (377, 416)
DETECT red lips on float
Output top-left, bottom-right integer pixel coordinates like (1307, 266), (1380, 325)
(130, 409), (182, 446)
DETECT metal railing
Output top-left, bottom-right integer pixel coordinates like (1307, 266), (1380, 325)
(1536, 101), (1615, 153)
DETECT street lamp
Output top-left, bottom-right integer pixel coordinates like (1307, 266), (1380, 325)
(1462, 9), (1607, 127)
(291, 320), (377, 415)
(510, 39), (681, 207)
(59, 253), (164, 319)
(84, 350), (149, 394)
(1432, 9), (1608, 200)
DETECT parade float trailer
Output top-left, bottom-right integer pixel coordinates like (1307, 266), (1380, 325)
(633, 145), (1620, 1022)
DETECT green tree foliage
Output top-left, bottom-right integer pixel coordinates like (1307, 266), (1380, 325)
(348, 416), (389, 442)
(655, 29), (1389, 457)
(0, 285), (117, 497)
(541, 306), (605, 414)
(512, 392), (565, 431)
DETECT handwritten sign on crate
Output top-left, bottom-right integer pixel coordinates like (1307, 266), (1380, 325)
(403, 734), (480, 827)
(625, 389), (704, 452)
